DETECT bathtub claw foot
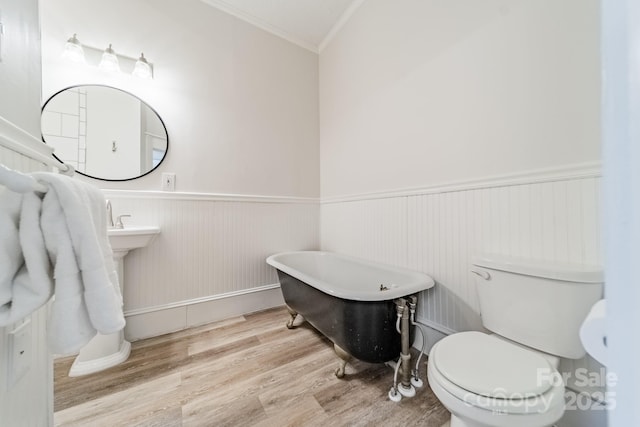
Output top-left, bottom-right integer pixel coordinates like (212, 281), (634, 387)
(286, 318), (296, 329)
(333, 344), (351, 379)
(286, 306), (298, 329)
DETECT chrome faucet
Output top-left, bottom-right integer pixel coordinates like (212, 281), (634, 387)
(115, 214), (131, 229)
(106, 199), (114, 228)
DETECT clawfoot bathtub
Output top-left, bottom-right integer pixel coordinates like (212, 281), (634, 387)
(267, 251), (435, 377)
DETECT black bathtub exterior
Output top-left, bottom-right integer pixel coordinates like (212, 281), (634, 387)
(276, 270), (415, 363)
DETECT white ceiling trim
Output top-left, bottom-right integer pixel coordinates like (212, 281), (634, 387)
(318, 0), (366, 52)
(200, 0), (319, 53)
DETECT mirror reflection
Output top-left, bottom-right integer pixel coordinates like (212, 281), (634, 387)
(41, 85), (168, 181)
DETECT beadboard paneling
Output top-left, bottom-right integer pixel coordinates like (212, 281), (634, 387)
(321, 174), (601, 333)
(321, 197), (408, 268)
(103, 192), (319, 312)
(321, 168), (604, 401)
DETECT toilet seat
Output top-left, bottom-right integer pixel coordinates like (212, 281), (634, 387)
(428, 332), (565, 415)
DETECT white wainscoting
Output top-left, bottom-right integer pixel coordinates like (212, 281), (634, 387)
(102, 190), (319, 340)
(322, 163), (602, 331)
(0, 145), (53, 426)
(320, 163), (605, 402)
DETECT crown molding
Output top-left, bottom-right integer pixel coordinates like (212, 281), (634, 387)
(319, 0), (367, 52)
(200, 0), (318, 53)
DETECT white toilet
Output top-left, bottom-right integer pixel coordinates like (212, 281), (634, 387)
(427, 255), (603, 427)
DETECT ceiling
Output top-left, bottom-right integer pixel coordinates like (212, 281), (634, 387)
(199, 0), (365, 53)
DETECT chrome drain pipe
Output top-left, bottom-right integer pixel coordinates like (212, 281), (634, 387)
(388, 296), (421, 401)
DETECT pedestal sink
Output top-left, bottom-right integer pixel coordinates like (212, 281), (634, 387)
(68, 226), (160, 376)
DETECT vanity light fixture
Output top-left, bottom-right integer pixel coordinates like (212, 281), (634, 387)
(132, 53), (153, 79)
(99, 44), (120, 73)
(61, 34), (86, 63)
(62, 35), (154, 79)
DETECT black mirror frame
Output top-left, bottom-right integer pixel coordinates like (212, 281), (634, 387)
(41, 84), (169, 182)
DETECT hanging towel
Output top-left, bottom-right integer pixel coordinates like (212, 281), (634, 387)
(30, 172), (125, 354)
(0, 166), (125, 354)
(0, 187), (54, 327)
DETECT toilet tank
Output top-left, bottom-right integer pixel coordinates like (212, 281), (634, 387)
(471, 255), (603, 359)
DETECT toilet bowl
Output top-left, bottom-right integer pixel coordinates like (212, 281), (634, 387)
(426, 255), (603, 427)
(427, 332), (565, 427)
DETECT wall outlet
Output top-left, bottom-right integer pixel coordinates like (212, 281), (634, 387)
(162, 173), (176, 191)
(6, 319), (31, 389)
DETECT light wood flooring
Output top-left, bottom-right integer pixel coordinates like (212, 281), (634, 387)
(54, 306), (449, 426)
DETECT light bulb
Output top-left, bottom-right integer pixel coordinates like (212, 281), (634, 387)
(99, 44), (120, 72)
(61, 34), (85, 63)
(132, 53), (153, 79)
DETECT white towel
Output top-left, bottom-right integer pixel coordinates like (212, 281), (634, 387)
(0, 188), (54, 326)
(31, 172), (125, 354)
(0, 167), (125, 354)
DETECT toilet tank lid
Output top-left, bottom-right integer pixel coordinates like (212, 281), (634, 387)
(472, 255), (603, 283)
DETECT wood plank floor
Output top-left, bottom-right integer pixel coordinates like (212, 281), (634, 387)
(54, 306), (450, 426)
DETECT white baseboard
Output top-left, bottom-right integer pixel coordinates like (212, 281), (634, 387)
(124, 284), (285, 341)
(412, 318), (451, 355)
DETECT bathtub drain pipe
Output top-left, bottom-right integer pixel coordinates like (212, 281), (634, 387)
(395, 302), (404, 334)
(400, 298), (411, 389)
(408, 297), (426, 388)
(389, 297), (418, 401)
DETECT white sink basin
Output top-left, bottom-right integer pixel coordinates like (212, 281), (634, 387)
(108, 226), (160, 252)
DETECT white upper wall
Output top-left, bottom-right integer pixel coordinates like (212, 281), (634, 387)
(0, 0), (42, 137)
(41, 0), (319, 197)
(319, 0), (601, 198)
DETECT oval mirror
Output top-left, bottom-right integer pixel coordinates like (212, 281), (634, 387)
(41, 85), (168, 181)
